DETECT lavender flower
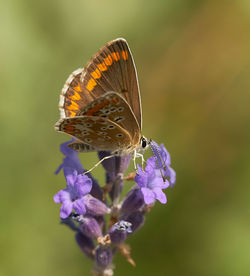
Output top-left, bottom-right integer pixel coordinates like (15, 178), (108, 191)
(135, 161), (169, 205)
(54, 139), (176, 274)
(55, 139), (103, 200)
(54, 169), (92, 218)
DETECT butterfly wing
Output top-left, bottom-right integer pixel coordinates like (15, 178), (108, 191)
(78, 92), (140, 146)
(67, 141), (97, 152)
(55, 116), (133, 153)
(59, 38), (142, 129)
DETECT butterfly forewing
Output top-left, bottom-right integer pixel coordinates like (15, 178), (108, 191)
(58, 39), (142, 129)
(82, 38), (142, 129)
(55, 116), (132, 153)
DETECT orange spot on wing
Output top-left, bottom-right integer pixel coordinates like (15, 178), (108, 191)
(86, 100), (110, 116)
(65, 126), (75, 131)
(91, 68), (102, 79)
(104, 55), (113, 66)
(97, 62), (108, 71)
(96, 119), (105, 123)
(86, 119), (94, 123)
(74, 119), (82, 123)
(112, 97), (119, 103)
(121, 50), (128, 60)
(112, 52), (120, 61)
(69, 92), (81, 101)
(65, 130), (74, 135)
(86, 78), (97, 91)
(67, 101), (79, 111)
(74, 83), (82, 92)
(69, 111), (76, 117)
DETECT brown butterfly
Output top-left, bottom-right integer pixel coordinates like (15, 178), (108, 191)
(55, 38), (148, 168)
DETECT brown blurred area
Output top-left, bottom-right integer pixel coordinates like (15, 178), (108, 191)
(0, 1), (250, 275)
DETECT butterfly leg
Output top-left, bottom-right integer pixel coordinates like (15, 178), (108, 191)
(136, 152), (145, 168)
(133, 150), (137, 170)
(83, 155), (115, 175)
(133, 151), (145, 170)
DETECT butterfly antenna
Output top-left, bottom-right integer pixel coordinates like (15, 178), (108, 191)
(82, 154), (115, 175)
(148, 139), (167, 182)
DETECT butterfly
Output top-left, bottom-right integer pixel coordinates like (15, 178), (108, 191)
(55, 38), (149, 169)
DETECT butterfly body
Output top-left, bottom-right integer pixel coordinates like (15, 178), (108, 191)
(55, 38), (148, 159)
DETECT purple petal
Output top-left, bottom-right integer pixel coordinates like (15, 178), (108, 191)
(168, 167), (176, 186)
(60, 201), (73, 219)
(73, 199), (86, 215)
(145, 156), (157, 172)
(65, 170), (77, 186)
(135, 166), (147, 188)
(53, 190), (70, 204)
(152, 187), (167, 204)
(160, 144), (171, 166)
(150, 175), (169, 189)
(60, 139), (77, 156)
(55, 163), (64, 175)
(141, 187), (155, 205)
(75, 175), (92, 196)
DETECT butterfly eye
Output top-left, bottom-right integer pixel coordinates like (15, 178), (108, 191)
(140, 137), (148, 149)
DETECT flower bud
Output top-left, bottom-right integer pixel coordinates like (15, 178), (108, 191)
(120, 188), (144, 215)
(121, 211), (145, 233)
(83, 194), (110, 216)
(109, 220), (132, 244)
(75, 232), (95, 259)
(89, 176), (104, 200)
(98, 152), (131, 174)
(79, 216), (102, 239)
(95, 246), (113, 269)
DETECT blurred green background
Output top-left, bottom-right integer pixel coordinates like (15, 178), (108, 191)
(1, 0), (250, 275)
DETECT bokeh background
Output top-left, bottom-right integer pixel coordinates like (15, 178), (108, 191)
(1, 0), (250, 275)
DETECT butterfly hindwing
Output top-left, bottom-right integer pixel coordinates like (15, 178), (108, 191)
(67, 141), (97, 152)
(55, 116), (132, 153)
(78, 92), (140, 146)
